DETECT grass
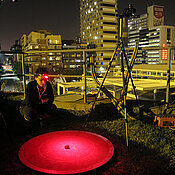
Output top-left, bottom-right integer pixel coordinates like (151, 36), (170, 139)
(88, 118), (175, 168)
(0, 92), (175, 174)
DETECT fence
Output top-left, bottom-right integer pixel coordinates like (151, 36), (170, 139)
(113, 67), (175, 80)
(0, 46), (175, 104)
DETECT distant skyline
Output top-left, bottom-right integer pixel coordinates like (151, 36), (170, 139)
(0, 0), (174, 50)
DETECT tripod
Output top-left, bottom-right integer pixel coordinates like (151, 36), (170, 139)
(84, 4), (139, 147)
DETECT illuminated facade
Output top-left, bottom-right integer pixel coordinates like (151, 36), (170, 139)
(147, 26), (175, 63)
(80, 0), (118, 68)
(20, 30), (62, 74)
(19, 31), (85, 74)
(127, 5), (175, 64)
(62, 40), (85, 69)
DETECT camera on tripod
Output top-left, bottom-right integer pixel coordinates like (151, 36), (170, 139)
(120, 4), (139, 18)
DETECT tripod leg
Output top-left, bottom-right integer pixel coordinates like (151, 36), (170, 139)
(84, 43), (121, 126)
(120, 44), (129, 148)
(122, 44), (140, 113)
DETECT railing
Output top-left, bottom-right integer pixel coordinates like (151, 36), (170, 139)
(113, 67), (175, 80)
(1, 46), (175, 104)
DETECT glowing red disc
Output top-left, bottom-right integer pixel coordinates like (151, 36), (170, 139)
(19, 130), (114, 174)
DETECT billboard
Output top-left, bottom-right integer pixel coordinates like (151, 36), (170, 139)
(153, 6), (164, 26)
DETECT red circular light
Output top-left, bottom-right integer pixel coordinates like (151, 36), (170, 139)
(19, 130), (114, 174)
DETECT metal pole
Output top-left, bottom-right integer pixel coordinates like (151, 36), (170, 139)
(121, 51), (129, 148)
(21, 53), (26, 99)
(119, 18), (123, 39)
(120, 17), (129, 148)
(166, 47), (171, 106)
(83, 51), (87, 103)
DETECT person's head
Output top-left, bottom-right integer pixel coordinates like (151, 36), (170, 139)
(34, 67), (49, 87)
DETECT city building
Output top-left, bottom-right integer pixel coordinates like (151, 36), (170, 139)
(18, 30), (86, 75)
(127, 5), (175, 64)
(61, 40), (85, 69)
(80, 0), (118, 68)
(19, 30), (62, 74)
(10, 40), (22, 62)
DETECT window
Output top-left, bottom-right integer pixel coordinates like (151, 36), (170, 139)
(167, 28), (171, 44)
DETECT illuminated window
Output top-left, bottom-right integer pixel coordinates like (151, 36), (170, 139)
(56, 57), (61, 60)
(70, 65), (76, 68)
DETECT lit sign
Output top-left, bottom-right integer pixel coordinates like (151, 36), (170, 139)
(162, 44), (168, 60)
(154, 6), (164, 18)
(153, 6), (164, 26)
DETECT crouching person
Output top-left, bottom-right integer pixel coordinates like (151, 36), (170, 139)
(20, 67), (56, 131)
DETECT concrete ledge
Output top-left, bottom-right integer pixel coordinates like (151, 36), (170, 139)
(53, 100), (92, 114)
(54, 93), (91, 113)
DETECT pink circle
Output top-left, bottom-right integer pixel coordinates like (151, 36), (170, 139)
(19, 130), (114, 174)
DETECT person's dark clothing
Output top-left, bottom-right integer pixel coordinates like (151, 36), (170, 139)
(22, 80), (54, 108)
(20, 80), (55, 122)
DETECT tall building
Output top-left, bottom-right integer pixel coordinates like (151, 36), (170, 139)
(80, 0), (118, 68)
(127, 5), (175, 64)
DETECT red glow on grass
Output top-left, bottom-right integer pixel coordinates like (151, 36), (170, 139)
(19, 130), (114, 174)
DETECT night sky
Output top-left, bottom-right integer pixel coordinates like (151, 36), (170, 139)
(0, 0), (174, 51)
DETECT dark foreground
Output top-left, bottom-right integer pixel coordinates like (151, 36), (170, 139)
(0, 94), (175, 175)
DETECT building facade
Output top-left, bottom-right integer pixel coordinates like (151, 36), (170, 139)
(80, 0), (118, 68)
(127, 5), (175, 64)
(61, 40), (85, 69)
(19, 30), (85, 74)
(20, 30), (62, 74)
